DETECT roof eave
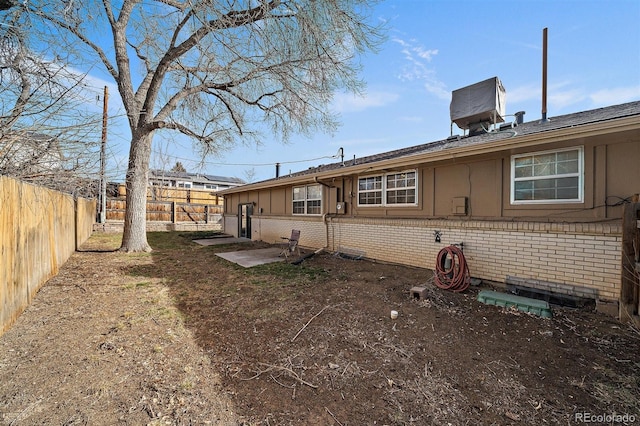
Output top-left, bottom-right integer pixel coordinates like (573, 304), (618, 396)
(218, 115), (640, 195)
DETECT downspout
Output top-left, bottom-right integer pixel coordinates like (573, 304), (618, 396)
(322, 213), (330, 250)
(314, 177), (335, 251)
(317, 180), (332, 250)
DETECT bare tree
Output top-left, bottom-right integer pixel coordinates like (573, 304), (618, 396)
(0, 1), (14, 12)
(0, 9), (102, 197)
(243, 167), (257, 183)
(21, 0), (383, 252)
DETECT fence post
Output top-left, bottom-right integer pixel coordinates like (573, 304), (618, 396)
(620, 194), (640, 325)
(172, 201), (177, 224)
(75, 197), (79, 251)
(205, 205), (209, 224)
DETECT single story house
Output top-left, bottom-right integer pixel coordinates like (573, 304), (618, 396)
(218, 99), (640, 317)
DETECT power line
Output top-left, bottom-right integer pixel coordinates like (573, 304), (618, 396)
(149, 148), (340, 167)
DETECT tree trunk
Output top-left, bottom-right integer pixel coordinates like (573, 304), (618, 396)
(120, 132), (153, 252)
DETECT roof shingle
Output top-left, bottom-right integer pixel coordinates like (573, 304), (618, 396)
(271, 100), (640, 181)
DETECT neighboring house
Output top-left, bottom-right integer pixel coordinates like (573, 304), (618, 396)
(0, 131), (98, 197)
(0, 131), (64, 177)
(114, 170), (245, 204)
(149, 170), (245, 191)
(219, 95), (640, 316)
(147, 170), (245, 204)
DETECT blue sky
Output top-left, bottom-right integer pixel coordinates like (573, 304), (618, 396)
(99, 0), (640, 183)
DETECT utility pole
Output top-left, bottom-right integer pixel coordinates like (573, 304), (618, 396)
(99, 86), (108, 223)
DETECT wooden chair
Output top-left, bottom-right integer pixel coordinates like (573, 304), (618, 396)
(280, 229), (301, 259)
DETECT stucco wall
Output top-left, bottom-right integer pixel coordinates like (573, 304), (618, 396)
(0, 176), (96, 335)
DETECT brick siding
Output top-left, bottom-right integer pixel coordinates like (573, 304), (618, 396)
(223, 214), (621, 303)
(247, 216), (326, 248)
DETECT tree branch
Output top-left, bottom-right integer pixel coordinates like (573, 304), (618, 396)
(140, 1), (285, 126)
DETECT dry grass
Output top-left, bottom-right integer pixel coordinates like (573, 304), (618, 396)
(1, 231), (639, 425)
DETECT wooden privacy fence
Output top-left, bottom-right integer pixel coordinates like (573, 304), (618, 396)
(620, 194), (640, 326)
(1, 175), (96, 336)
(116, 184), (222, 205)
(106, 199), (223, 223)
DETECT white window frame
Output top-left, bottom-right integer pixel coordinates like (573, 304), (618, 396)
(357, 175), (383, 206)
(292, 184), (322, 215)
(357, 170), (418, 207)
(510, 146), (584, 204)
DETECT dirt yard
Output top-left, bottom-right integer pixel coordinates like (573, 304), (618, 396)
(1, 231), (639, 425)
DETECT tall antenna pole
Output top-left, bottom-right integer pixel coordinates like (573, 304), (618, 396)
(541, 27), (548, 123)
(99, 86), (108, 223)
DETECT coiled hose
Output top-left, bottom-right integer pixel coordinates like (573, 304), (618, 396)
(435, 245), (470, 292)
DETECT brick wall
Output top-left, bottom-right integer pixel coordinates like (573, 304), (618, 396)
(325, 218), (621, 302)
(223, 214), (622, 303)
(250, 216), (326, 248)
(94, 221), (222, 233)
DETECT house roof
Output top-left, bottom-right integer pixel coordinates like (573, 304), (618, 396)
(219, 100), (640, 194)
(1, 131), (64, 156)
(149, 170), (245, 185)
(1, 131), (65, 173)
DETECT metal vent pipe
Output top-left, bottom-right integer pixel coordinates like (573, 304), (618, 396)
(541, 27), (548, 123)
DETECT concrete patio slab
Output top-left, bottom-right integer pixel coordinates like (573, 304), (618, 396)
(215, 247), (285, 268)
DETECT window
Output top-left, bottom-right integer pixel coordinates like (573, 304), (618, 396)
(358, 170), (417, 206)
(511, 147), (583, 204)
(177, 181), (192, 188)
(358, 176), (383, 205)
(293, 184), (322, 215)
